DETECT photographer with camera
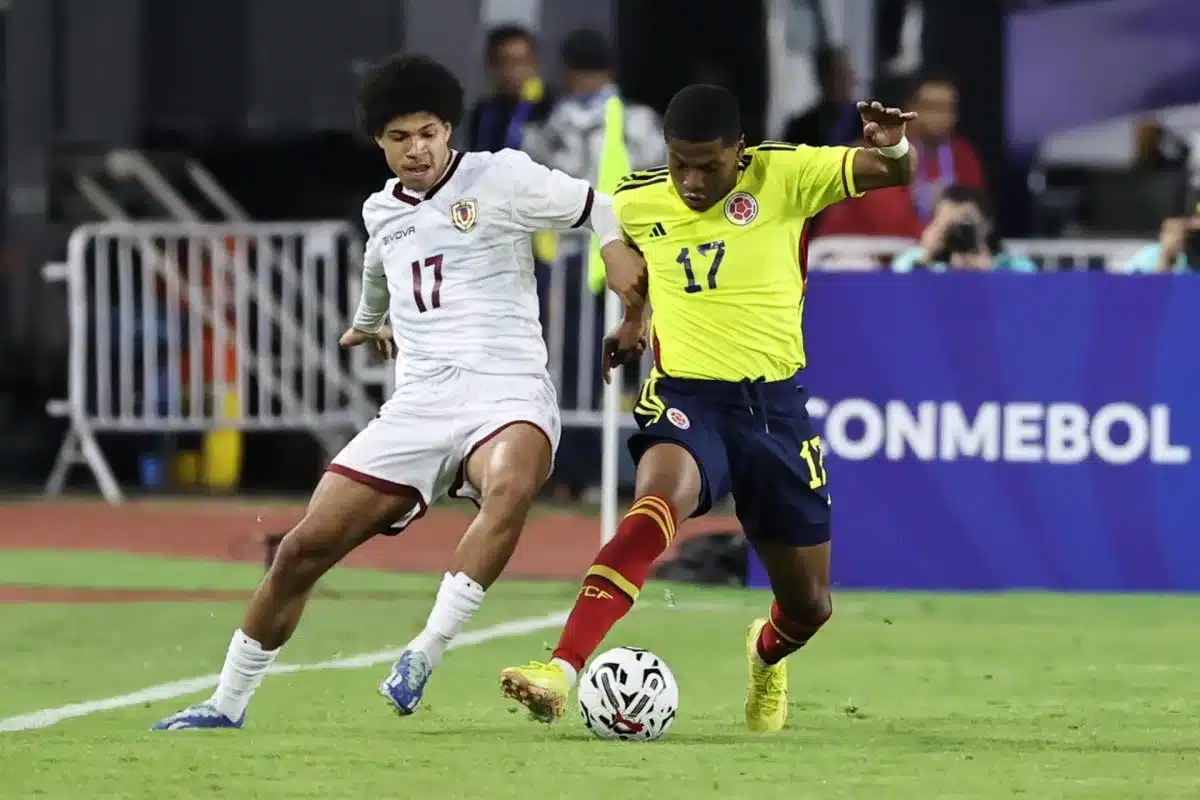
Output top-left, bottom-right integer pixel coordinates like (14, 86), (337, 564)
(891, 184), (1036, 273)
(1124, 202), (1200, 274)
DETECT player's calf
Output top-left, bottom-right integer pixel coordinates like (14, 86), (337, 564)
(743, 594), (830, 733)
(502, 443), (701, 722)
(743, 539), (831, 732)
(155, 473), (417, 730)
(550, 443), (700, 680)
(755, 593), (832, 665)
(751, 539), (833, 666)
(499, 493), (682, 723)
(384, 423), (549, 716)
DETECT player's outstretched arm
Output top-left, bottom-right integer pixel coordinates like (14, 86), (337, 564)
(501, 149), (646, 304)
(851, 100), (919, 192)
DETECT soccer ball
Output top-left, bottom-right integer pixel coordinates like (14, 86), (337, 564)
(577, 647), (679, 741)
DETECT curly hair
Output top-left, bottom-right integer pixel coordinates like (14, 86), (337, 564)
(357, 54), (465, 139)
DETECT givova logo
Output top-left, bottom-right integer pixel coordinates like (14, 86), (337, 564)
(805, 399), (1191, 466)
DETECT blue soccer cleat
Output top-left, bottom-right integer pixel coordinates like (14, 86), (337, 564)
(378, 650), (432, 715)
(152, 702), (244, 731)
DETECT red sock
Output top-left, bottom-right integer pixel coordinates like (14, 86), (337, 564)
(553, 495), (678, 671)
(755, 599), (829, 666)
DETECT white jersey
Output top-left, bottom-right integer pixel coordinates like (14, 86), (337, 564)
(357, 149), (595, 381)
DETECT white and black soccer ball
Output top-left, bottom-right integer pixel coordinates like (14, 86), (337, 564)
(577, 646), (679, 741)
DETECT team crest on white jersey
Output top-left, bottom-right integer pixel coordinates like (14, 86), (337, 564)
(724, 192), (758, 225)
(450, 198), (478, 232)
(666, 408), (690, 430)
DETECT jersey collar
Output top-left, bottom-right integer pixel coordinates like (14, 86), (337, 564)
(393, 151), (464, 206)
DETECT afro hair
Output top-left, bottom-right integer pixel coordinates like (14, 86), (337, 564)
(357, 54), (465, 139)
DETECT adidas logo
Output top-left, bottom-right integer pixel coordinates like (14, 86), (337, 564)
(648, 222), (668, 238)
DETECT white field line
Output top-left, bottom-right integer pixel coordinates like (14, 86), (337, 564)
(0, 611), (568, 733)
(0, 598), (762, 733)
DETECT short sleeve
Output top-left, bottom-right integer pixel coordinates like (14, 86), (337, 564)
(498, 149), (595, 232)
(611, 183), (643, 249)
(771, 145), (863, 218)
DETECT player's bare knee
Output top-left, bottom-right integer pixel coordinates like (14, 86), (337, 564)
(480, 471), (540, 523)
(267, 524), (341, 593)
(634, 444), (701, 518)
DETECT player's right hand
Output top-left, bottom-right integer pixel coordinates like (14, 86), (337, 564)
(339, 325), (396, 359)
(601, 318), (647, 384)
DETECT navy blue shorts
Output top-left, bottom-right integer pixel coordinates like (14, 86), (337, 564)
(629, 373), (831, 547)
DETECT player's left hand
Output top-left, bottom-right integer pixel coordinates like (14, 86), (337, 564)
(339, 325), (396, 359)
(857, 101), (918, 148)
(601, 317), (648, 384)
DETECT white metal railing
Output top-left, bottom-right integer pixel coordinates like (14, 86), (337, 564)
(41, 220), (1159, 525)
(807, 236), (920, 270)
(43, 221), (374, 504)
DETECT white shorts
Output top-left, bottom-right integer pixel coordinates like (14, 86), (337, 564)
(327, 367), (560, 531)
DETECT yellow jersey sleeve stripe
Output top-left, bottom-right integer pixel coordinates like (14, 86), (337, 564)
(756, 141), (801, 151)
(615, 176), (667, 194)
(617, 166), (667, 184)
(841, 147), (861, 198)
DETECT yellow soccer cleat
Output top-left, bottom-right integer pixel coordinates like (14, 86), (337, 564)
(500, 661), (570, 724)
(745, 618), (789, 732)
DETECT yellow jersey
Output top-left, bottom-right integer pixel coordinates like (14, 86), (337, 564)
(613, 143), (861, 382)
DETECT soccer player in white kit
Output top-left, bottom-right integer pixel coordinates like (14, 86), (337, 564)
(153, 54), (645, 730)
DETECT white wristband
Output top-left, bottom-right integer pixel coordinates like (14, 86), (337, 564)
(877, 136), (911, 160)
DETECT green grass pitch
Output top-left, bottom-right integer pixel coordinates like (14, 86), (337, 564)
(0, 550), (1195, 798)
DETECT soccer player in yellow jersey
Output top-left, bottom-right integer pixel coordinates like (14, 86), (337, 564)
(502, 84), (917, 731)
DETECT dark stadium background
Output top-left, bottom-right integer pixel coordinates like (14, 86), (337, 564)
(0, 0), (1194, 496)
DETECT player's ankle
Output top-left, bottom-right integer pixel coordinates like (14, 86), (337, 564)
(550, 657), (578, 689)
(409, 629), (449, 666)
(208, 694), (242, 721)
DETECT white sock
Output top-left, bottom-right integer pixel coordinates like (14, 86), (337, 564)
(208, 629), (279, 721)
(550, 657), (578, 689)
(408, 572), (486, 667)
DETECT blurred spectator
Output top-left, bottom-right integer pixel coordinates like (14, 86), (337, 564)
(891, 185), (1036, 273)
(522, 28), (664, 295)
(1124, 203), (1200, 273)
(522, 29), (664, 185)
(781, 46), (860, 147)
(817, 72), (986, 238)
(522, 30), (665, 499)
(466, 25), (555, 153)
